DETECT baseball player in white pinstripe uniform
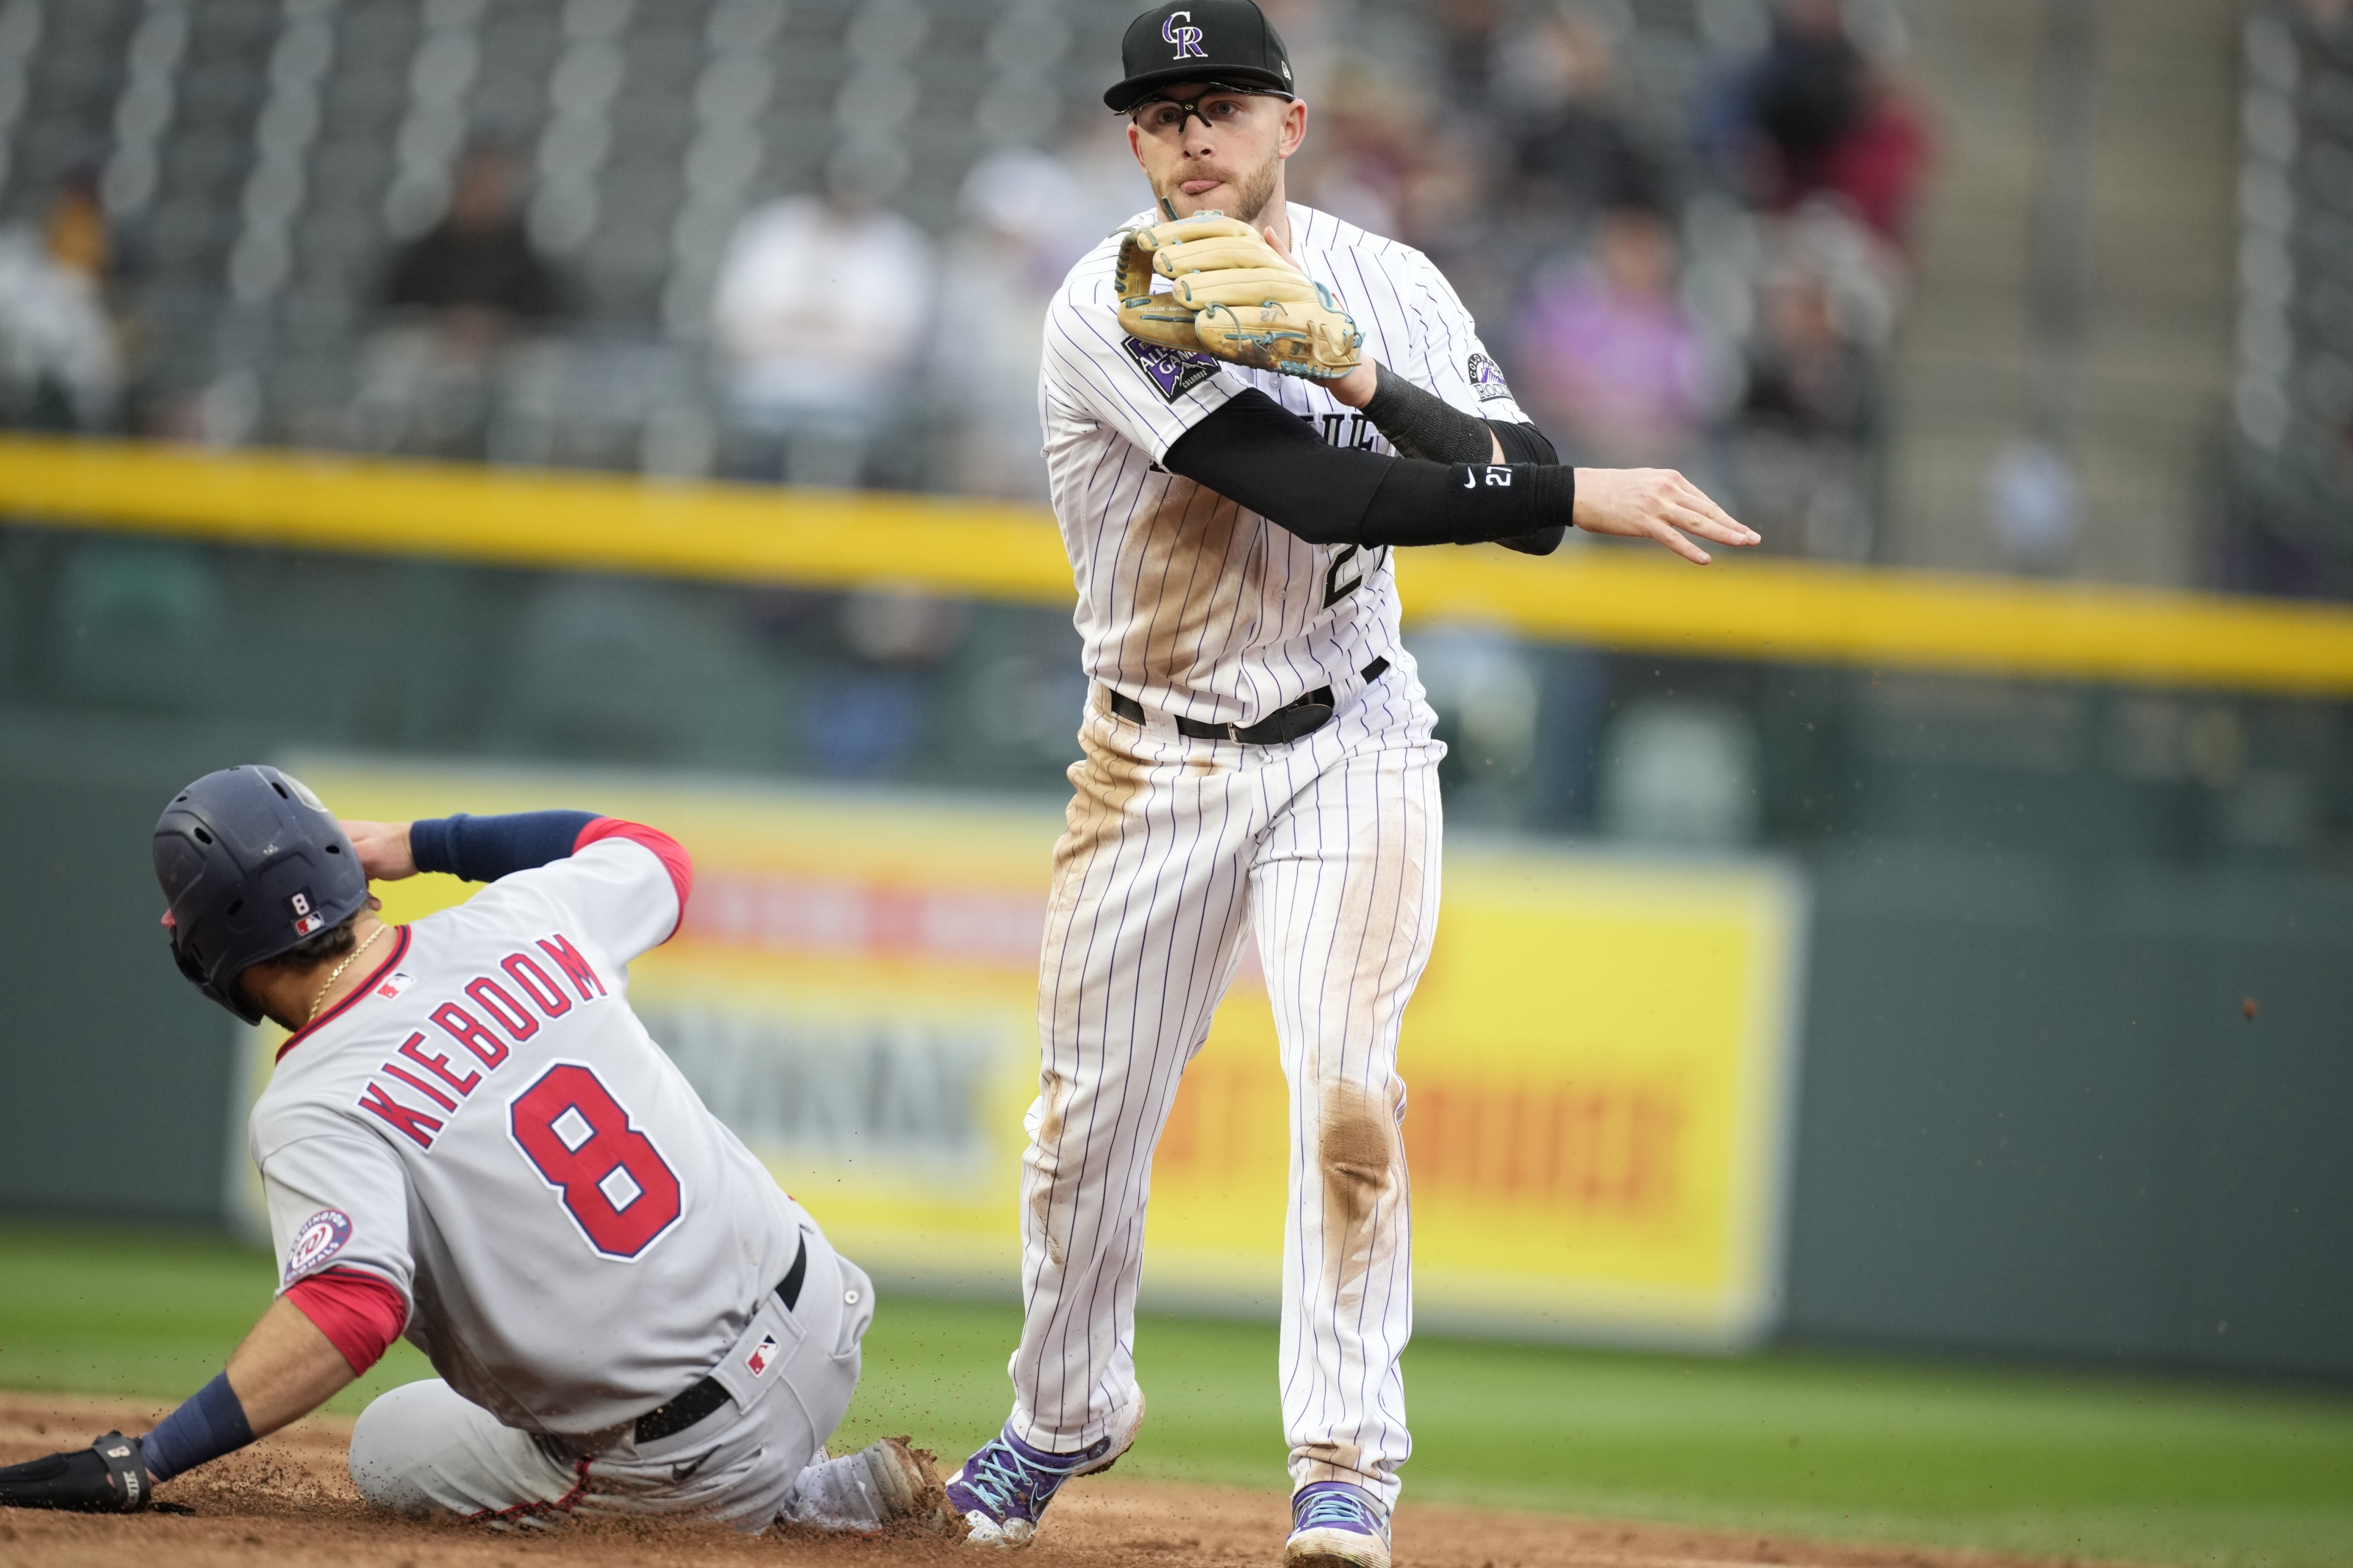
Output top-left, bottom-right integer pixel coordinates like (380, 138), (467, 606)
(946, 7), (1756, 1565)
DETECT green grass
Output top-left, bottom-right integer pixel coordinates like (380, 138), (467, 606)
(4, 1221), (2349, 1567)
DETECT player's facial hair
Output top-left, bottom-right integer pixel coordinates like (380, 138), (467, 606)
(1221, 153), (1282, 226)
(1156, 146), (1282, 226)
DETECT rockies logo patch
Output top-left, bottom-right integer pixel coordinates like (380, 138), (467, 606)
(1123, 335), (1220, 404)
(1467, 352), (1513, 403)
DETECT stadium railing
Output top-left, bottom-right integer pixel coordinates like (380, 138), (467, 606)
(7, 434), (2353, 697)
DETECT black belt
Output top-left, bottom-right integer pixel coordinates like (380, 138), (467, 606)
(634, 1235), (808, 1445)
(1110, 657), (1389, 745)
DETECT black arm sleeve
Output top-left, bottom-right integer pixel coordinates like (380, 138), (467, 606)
(1490, 420), (1558, 465)
(1485, 420), (1568, 556)
(1162, 390), (1575, 549)
(1353, 362), (1568, 555)
(1360, 362), (1493, 462)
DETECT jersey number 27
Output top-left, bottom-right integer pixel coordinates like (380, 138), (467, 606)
(510, 1063), (682, 1259)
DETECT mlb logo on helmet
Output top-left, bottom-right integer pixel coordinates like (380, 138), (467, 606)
(289, 887), (324, 936)
(1162, 9), (1207, 60)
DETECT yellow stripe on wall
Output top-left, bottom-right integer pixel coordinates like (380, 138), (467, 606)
(5, 434), (2351, 695)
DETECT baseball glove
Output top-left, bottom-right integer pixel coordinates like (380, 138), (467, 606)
(1116, 214), (1364, 382)
(0, 1431), (150, 1511)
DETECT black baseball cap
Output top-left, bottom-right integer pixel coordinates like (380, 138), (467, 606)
(1104, 1), (1296, 113)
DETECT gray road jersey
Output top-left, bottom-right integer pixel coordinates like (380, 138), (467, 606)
(250, 839), (808, 1436)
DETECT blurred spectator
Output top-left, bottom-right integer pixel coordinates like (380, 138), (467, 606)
(354, 145), (568, 459)
(1512, 206), (1712, 468)
(380, 146), (568, 333)
(0, 170), (122, 432)
(1290, 57), (1425, 241)
(1740, 0), (1866, 203)
(1707, 0), (1930, 251)
(1438, 0), (1505, 110)
(1818, 62), (1932, 250)
(1985, 439), (2081, 573)
(1744, 269), (1870, 438)
(1061, 110), (1157, 241)
(1730, 260), (1878, 559)
(932, 148), (1087, 501)
(1397, 122), (1497, 254)
(712, 143), (935, 488)
(1502, 7), (1663, 226)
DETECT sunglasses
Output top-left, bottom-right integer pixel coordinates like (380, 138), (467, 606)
(1126, 82), (1296, 137)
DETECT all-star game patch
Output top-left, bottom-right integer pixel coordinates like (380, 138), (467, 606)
(1124, 335), (1221, 404)
(1468, 351), (1514, 403)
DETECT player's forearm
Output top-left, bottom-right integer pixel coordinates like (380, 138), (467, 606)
(1485, 420), (1569, 556)
(225, 1295), (361, 1439)
(1356, 362), (1493, 462)
(1161, 389), (1575, 550)
(1352, 368), (1563, 552)
(408, 810), (599, 882)
(140, 1297), (357, 1483)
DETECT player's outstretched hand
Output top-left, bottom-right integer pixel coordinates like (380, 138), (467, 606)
(1574, 468), (1759, 565)
(0, 1432), (149, 1511)
(339, 819), (416, 881)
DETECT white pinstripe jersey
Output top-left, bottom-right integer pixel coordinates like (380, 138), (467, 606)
(1040, 201), (1530, 728)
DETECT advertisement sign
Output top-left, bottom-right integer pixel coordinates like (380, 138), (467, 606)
(232, 759), (1805, 1347)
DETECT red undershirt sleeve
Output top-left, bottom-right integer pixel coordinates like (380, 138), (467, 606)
(284, 1269), (408, 1376)
(571, 817), (695, 936)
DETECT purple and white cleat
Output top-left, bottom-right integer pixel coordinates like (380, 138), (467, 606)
(945, 1393), (1145, 1547)
(1283, 1481), (1392, 1568)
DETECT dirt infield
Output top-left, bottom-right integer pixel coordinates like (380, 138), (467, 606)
(0, 1395), (2090, 1568)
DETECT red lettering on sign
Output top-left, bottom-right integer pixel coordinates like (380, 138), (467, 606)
(432, 1003), (510, 1069)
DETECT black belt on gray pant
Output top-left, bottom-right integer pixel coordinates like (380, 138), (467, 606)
(1109, 657), (1389, 746)
(633, 1234), (808, 1445)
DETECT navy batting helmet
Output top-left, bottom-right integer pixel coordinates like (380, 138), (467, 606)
(154, 765), (368, 1023)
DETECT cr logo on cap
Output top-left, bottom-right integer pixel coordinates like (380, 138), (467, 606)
(1163, 10), (1207, 60)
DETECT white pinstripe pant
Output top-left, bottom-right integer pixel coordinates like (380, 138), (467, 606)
(1010, 661), (1443, 1511)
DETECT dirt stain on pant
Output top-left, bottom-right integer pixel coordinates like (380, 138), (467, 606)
(1293, 1438), (1374, 1489)
(1318, 1078), (1402, 1305)
(1051, 717), (1151, 894)
(1028, 1070), (1073, 1267)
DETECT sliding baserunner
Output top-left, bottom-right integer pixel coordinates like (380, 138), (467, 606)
(0, 765), (940, 1535)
